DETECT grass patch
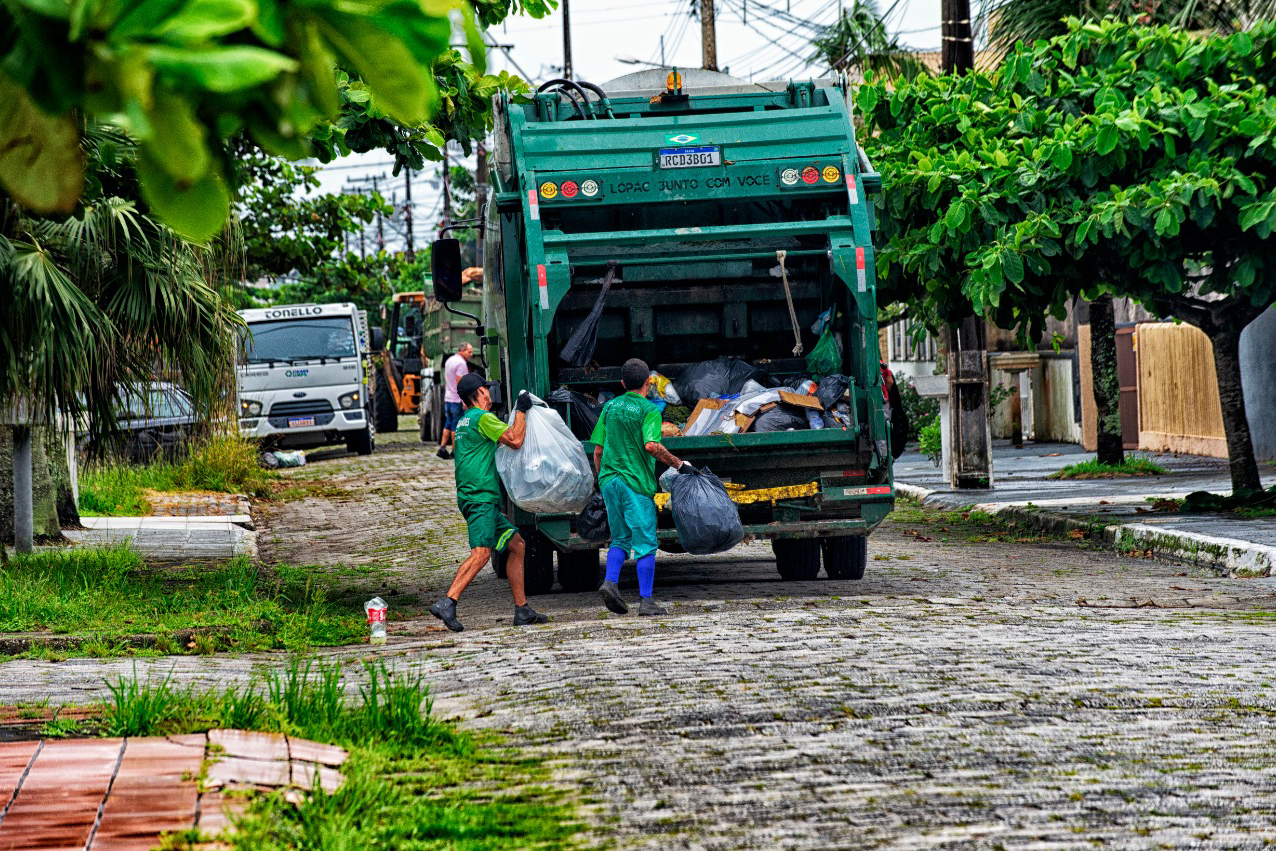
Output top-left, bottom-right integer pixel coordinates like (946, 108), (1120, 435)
(80, 435), (276, 516)
(0, 546), (365, 654)
(1048, 458), (1169, 479)
(104, 659), (581, 849)
(888, 496), (1075, 544)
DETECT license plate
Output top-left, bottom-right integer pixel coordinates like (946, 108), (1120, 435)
(287, 417), (315, 428)
(659, 146), (720, 168)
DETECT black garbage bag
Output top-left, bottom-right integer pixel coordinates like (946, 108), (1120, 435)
(575, 493), (609, 543)
(669, 466), (744, 555)
(673, 357), (770, 406)
(751, 407), (809, 433)
(560, 261), (618, 367)
(547, 387), (602, 440)
(816, 373), (850, 410)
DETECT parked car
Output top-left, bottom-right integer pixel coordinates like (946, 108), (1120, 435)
(84, 382), (201, 462)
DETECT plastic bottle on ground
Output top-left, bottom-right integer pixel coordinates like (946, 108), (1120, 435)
(364, 596), (387, 645)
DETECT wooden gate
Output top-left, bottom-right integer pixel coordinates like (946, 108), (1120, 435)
(1116, 326), (1140, 449)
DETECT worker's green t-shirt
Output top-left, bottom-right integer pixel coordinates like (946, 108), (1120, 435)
(453, 407), (508, 504)
(590, 391), (663, 497)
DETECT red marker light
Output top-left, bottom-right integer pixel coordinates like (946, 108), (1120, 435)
(561, 180), (579, 198)
(801, 166), (819, 184)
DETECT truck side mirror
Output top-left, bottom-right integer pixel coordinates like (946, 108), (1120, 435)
(431, 238), (464, 302)
(370, 327), (386, 352)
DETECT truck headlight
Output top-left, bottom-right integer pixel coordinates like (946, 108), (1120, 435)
(241, 399), (262, 417)
(338, 391), (360, 409)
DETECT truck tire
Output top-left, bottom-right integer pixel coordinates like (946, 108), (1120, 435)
(822, 537), (867, 580)
(373, 375), (399, 433)
(557, 548), (602, 593)
(431, 384), (445, 443)
(773, 538), (821, 582)
(520, 528), (556, 596)
(418, 399), (433, 443)
(346, 420), (375, 456)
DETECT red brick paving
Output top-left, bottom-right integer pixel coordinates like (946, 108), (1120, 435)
(0, 732), (345, 850)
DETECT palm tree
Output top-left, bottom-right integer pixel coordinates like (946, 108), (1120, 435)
(2, 127), (242, 542)
(987, 0), (1276, 52)
(812, 0), (932, 81)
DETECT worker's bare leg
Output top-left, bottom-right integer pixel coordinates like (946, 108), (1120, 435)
(446, 547), (492, 600)
(504, 534), (528, 607)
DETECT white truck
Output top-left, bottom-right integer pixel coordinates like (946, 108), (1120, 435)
(236, 303), (377, 455)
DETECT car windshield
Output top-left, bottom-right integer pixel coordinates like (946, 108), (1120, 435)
(244, 317), (357, 362)
(117, 387), (193, 419)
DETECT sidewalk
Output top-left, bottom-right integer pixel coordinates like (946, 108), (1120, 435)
(60, 495), (256, 562)
(895, 441), (1276, 577)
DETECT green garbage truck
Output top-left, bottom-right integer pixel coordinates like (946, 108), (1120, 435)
(431, 69), (893, 595)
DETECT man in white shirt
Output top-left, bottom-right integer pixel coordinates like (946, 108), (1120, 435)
(438, 342), (473, 459)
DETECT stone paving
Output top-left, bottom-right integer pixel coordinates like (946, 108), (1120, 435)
(7, 430), (1276, 848)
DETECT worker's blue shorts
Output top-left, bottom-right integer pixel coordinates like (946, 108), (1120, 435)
(600, 477), (658, 559)
(444, 402), (464, 432)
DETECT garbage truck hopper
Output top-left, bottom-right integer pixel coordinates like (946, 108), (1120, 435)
(467, 69), (893, 594)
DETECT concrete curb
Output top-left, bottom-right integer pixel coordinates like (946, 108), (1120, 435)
(895, 482), (1274, 578)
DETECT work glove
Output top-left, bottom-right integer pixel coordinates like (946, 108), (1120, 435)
(515, 390), (533, 413)
(677, 462), (696, 475)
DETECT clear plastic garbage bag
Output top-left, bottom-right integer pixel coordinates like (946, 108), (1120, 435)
(496, 395), (595, 514)
(668, 466), (744, 555)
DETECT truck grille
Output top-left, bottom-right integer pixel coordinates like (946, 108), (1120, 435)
(269, 400), (334, 417)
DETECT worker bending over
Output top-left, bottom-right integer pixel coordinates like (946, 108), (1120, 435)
(590, 358), (693, 616)
(429, 372), (548, 631)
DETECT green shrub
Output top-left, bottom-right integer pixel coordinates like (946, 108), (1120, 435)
(894, 371), (939, 440)
(919, 418), (943, 467)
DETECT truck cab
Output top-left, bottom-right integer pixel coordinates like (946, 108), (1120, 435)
(236, 302), (376, 455)
(465, 69), (891, 593)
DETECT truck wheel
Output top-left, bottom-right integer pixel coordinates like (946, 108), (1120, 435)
(373, 376), (399, 433)
(822, 537), (867, 580)
(418, 402), (433, 443)
(520, 528), (556, 596)
(557, 549), (602, 593)
(773, 538), (821, 581)
(346, 421), (374, 456)
(431, 384), (445, 443)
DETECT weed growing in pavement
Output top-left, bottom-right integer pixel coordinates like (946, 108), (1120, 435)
(100, 659), (577, 848)
(104, 667), (182, 736)
(1048, 458), (1169, 479)
(0, 546), (365, 655)
(79, 435), (276, 516)
(39, 709), (83, 738)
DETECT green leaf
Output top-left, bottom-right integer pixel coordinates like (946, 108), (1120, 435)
(0, 74), (83, 214)
(154, 0), (257, 42)
(316, 15), (436, 125)
(1233, 31), (1254, 57)
(1051, 145), (1073, 171)
(1096, 124), (1119, 156)
(135, 150), (230, 243)
(944, 200), (969, 233)
(147, 45), (298, 93)
(1002, 250), (1024, 284)
(143, 89), (210, 182)
(856, 84), (879, 116)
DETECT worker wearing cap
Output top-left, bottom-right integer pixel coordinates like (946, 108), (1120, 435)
(429, 372), (547, 631)
(591, 357), (694, 616)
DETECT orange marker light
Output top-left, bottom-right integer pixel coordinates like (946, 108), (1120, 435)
(666, 71), (683, 92)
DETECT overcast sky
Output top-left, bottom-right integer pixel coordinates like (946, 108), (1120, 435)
(313, 0), (983, 255)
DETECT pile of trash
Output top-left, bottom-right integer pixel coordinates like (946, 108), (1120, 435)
(545, 358), (856, 440)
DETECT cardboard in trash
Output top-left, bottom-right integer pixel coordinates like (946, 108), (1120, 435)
(777, 390), (823, 410)
(685, 398), (727, 431)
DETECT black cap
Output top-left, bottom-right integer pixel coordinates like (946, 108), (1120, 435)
(457, 372), (497, 403)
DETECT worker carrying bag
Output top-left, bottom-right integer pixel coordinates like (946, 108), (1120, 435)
(496, 395), (595, 514)
(668, 466), (744, 555)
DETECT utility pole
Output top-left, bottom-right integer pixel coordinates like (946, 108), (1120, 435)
(345, 173), (387, 258)
(562, 0), (573, 79)
(439, 147), (452, 237)
(941, 0), (990, 489)
(941, 0), (974, 74)
(660, 34), (665, 66)
(404, 168), (415, 261)
(475, 143), (488, 266)
(701, 0), (718, 71)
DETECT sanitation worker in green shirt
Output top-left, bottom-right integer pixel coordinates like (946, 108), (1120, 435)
(590, 358), (693, 616)
(429, 372), (548, 632)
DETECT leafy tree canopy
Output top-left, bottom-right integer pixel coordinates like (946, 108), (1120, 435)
(861, 18), (1276, 492)
(0, 0), (513, 240)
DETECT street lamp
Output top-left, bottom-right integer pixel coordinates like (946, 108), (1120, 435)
(615, 55), (667, 68)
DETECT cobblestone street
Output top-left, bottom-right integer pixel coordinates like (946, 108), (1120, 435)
(8, 430), (1276, 849)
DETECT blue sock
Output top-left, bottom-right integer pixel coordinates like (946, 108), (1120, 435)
(605, 547), (626, 583)
(636, 554), (656, 598)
